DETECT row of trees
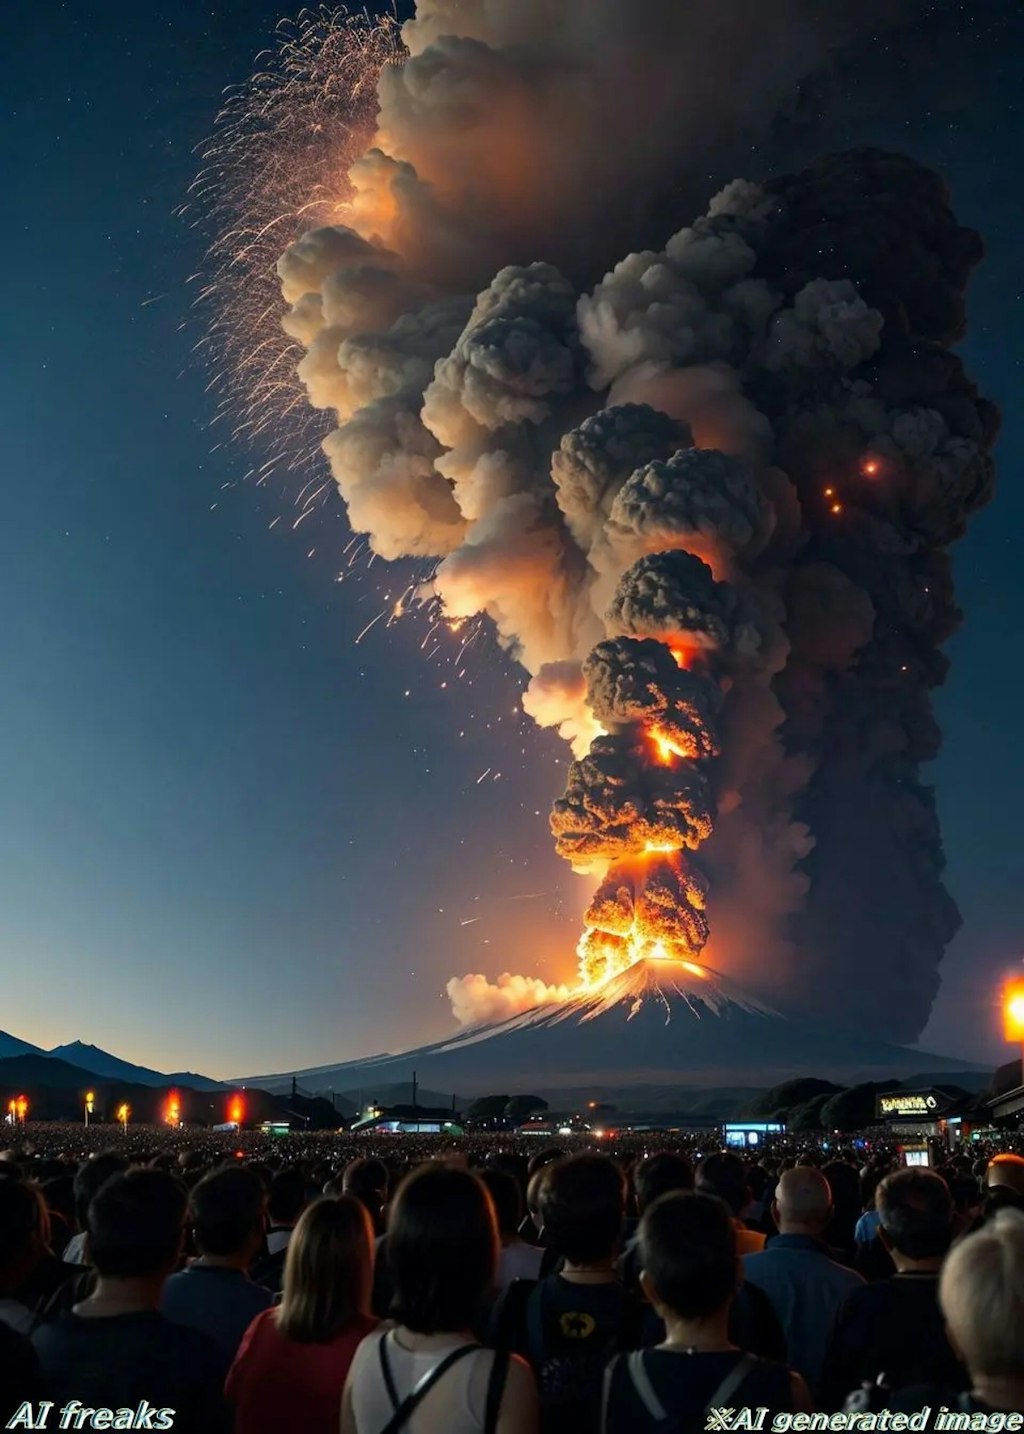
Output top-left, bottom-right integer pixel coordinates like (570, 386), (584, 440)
(745, 1077), (973, 1133)
(465, 1093), (550, 1124)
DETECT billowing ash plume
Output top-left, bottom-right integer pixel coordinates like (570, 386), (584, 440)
(269, 4), (997, 1038)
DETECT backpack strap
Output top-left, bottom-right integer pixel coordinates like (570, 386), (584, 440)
(487, 1278), (537, 1353)
(525, 1279), (550, 1370)
(704, 1353), (757, 1415)
(376, 1334), (479, 1434)
(378, 1332), (401, 1411)
(626, 1349), (668, 1421)
(483, 1348), (510, 1434)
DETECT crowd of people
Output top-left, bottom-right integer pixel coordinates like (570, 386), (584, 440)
(2, 1125), (1024, 1432)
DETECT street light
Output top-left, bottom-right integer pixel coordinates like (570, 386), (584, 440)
(85, 1091), (95, 1127)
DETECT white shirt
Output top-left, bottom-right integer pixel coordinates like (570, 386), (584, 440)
(497, 1239), (544, 1288)
(63, 1231), (88, 1265)
(348, 1327), (498, 1434)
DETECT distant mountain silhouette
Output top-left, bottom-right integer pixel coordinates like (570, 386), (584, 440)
(46, 1040), (224, 1091)
(239, 958), (986, 1101)
(0, 1030), (46, 1061)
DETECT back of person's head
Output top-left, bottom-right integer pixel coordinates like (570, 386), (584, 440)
(987, 1154), (1024, 1198)
(948, 1173), (982, 1217)
(278, 1195), (373, 1342)
(388, 1164), (497, 1333)
(640, 1191), (737, 1319)
(876, 1168), (952, 1260)
(0, 1181), (46, 1288)
(773, 1165), (832, 1234)
(267, 1166), (306, 1226)
(41, 1174), (75, 1231)
(634, 1152), (694, 1213)
(525, 1169), (546, 1221)
(527, 1146), (566, 1179)
(695, 1152), (749, 1217)
(478, 1168), (523, 1242)
(746, 1163), (769, 1202)
(539, 1153), (625, 1264)
(189, 1165), (265, 1258)
(941, 1207), (1024, 1379)
(87, 1169), (186, 1279)
(73, 1150), (129, 1229)
(343, 1157), (388, 1212)
(822, 1159), (860, 1208)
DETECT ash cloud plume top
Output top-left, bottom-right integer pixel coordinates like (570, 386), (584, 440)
(246, 2), (997, 1036)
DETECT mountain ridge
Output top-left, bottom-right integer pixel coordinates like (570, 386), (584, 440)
(237, 958), (986, 1101)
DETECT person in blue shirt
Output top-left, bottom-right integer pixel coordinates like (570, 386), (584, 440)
(161, 1163), (273, 1374)
(743, 1166), (863, 1397)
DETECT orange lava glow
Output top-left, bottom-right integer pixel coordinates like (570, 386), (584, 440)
(668, 642), (700, 670)
(649, 727), (688, 764)
(575, 922), (708, 990)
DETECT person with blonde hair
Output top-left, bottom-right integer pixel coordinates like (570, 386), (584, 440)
(939, 1206), (1024, 1413)
(227, 1195), (377, 1434)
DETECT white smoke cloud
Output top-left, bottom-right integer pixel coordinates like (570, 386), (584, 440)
(446, 971), (572, 1027)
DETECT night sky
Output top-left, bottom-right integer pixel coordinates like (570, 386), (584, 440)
(3, 2), (1022, 1079)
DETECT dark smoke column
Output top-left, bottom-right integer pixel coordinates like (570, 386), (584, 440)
(548, 149), (997, 1039)
(753, 151), (999, 1037)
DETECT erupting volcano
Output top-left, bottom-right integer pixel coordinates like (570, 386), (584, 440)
(205, 2), (998, 1048)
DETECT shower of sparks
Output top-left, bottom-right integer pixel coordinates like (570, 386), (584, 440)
(185, 6), (402, 482)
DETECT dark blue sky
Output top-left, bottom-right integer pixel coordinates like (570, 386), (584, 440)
(2, 3), (1021, 1078)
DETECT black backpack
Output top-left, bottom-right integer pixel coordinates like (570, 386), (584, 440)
(522, 1279), (644, 1433)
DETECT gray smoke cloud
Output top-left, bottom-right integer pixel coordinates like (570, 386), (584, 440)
(268, 3), (996, 1035)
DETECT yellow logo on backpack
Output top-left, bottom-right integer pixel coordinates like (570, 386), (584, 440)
(558, 1311), (597, 1339)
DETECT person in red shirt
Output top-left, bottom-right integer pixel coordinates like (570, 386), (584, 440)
(227, 1193), (376, 1434)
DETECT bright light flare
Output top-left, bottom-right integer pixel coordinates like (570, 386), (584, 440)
(1004, 980), (1024, 1043)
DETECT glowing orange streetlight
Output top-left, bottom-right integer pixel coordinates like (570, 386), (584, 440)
(1004, 982), (1024, 1039)
(85, 1091), (95, 1127)
(1004, 979), (1024, 1069)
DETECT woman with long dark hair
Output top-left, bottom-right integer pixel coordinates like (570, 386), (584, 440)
(342, 1163), (537, 1434)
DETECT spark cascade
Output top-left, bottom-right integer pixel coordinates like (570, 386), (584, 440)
(210, 5), (998, 1037)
